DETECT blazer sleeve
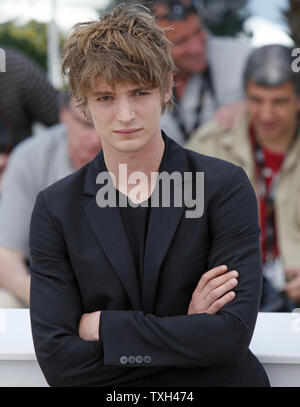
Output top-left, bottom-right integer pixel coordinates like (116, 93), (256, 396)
(29, 192), (166, 386)
(100, 165), (263, 367)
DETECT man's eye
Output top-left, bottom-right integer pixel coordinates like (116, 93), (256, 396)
(98, 96), (113, 101)
(249, 98), (262, 104)
(135, 91), (149, 96)
(274, 99), (289, 105)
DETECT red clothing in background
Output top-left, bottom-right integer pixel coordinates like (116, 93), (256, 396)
(249, 128), (285, 262)
(258, 147), (284, 262)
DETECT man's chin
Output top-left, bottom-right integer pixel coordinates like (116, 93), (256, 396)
(179, 61), (208, 75)
(114, 139), (146, 154)
(258, 125), (280, 137)
(256, 129), (282, 144)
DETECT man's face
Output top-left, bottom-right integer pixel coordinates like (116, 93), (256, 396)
(86, 77), (172, 156)
(60, 99), (102, 170)
(158, 13), (207, 75)
(247, 81), (300, 143)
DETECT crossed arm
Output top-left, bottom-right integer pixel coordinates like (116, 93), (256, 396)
(79, 265), (239, 341)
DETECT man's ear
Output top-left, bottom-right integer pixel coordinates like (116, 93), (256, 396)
(297, 96), (300, 112)
(59, 106), (68, 124)
(164, 76), (173, 104)
(84, 106), (93, 122)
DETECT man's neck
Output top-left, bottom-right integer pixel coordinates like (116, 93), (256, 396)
(103, 134), (165, 203)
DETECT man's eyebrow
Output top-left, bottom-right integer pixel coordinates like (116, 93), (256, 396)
(92, 90), (115, 97)
(130, 87), (152, 93)
(173, 27), (202, 46)
(92, 86), (154, 97)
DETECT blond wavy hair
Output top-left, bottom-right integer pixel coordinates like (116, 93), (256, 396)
(61, 3), (175, 111)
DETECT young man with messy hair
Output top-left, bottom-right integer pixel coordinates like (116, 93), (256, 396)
(29, 4), (269, 387)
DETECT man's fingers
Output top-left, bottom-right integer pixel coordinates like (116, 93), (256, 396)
(285, 275), (300, 302)
(195, 265), (238, 297)
(201, 270), (238, 299)
(207, 291), (236, 315)
(204, 276), (238, 306)
(188, 265), (239, 315)
(285, 269), (300, 279)
(195, 265), (228, 292)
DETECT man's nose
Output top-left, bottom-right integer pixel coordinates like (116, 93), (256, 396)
(187, 33), (205, 55)
(116, 99), (135, 123)
(260, 103), (274, 121)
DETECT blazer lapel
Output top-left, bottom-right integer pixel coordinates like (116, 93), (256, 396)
(83, 152), (142, 310)
(142, 136), (189, 313)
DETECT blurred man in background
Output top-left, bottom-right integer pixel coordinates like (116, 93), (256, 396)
(0, 94), (101, 307)
(188, 45), (300, 312)
(0, 47), (59, 183)
(142, 0), (251, 144)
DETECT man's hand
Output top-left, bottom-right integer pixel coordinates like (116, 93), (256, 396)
(0, 153), (9, 186)
(212, 101), (247, 131)
(285, 269), (300, 303)
(0, 247), (30, 306)
(188, 265), (238, 315)
(78, 311), (101, 341)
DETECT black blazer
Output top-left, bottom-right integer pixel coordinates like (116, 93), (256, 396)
(29, 134), (270, 387)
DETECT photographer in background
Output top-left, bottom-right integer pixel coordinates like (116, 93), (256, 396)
(0, 47), (59, 184)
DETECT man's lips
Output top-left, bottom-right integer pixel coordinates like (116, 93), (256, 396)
(113, 128), (143, 135)
(259, 122), (279, 131)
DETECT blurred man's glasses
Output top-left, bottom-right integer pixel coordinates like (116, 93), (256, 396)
(152, 0), (198, 21)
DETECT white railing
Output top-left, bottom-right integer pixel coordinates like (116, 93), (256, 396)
(0, 309), (299, 387)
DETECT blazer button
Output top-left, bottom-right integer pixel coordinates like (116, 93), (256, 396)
(143, 355), (152, 364)
(135, 355), (143, 364)
(128, 355), (136, 364)
(120, 356), (128, 365)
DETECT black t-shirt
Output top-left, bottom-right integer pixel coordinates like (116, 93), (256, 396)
(119, 193), (151, 294)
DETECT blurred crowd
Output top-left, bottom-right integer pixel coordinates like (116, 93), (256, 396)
(0, 0), (299, 312)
